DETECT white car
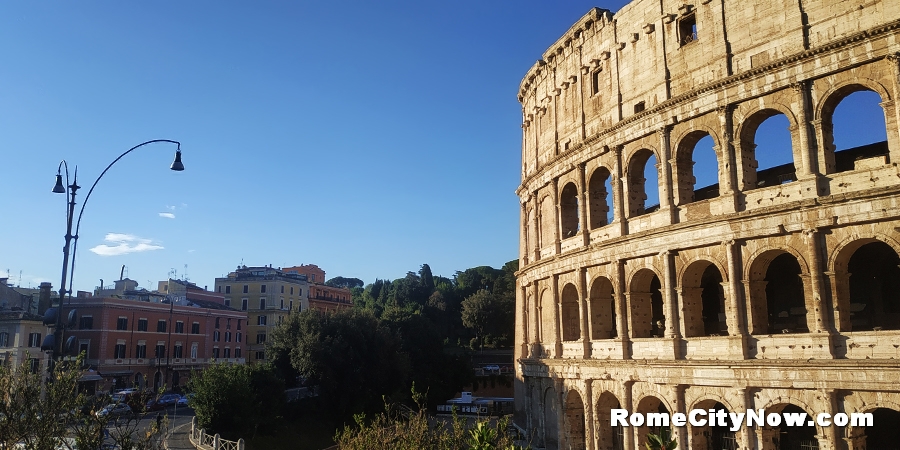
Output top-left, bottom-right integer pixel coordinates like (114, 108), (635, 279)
(95, 403), (132, 418)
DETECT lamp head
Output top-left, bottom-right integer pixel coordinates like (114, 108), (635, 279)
(52, 174), (65, 193)
(170, 150), (184, 171)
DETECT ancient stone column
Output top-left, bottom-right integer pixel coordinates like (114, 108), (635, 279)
(657, 127), (676, 224)
(578, 162), (590, 246)
(552, 274), (563, 358)
(580, 267), (592, 358)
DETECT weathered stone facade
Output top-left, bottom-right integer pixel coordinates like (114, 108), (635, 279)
(514, 1), (900, 449)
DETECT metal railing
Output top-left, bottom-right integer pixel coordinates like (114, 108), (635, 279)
(188, 417), (245, 450)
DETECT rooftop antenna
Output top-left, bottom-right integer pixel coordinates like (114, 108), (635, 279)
(120, 265), (125, 281)
(184, 264), (189, 282)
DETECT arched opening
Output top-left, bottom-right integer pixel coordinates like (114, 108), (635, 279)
(629, 269), (665, 338)
(627, 149), (660, 217)
(589, 277), (617, 340)
(595, 392), (624, 450)
(172, 371), (181, 389)
(862, 408), (900, 447)
(543, 387), (560, 450)
(776, 404), (819, 450)
(561, 284), (581, 342)
(847, 241), (900, 331)
(635, 396), (671, 450)
(674, 132), (719, 204)
(822, 87), (889, 174)
(681, 261), (727, 338)
(765, 253), (808, 334)
(134, 372), (145, 390)
(560, 182), (580, 239)
(564, 391), (586, 450)
(690, 401), (738, 450)
(740, 110), (795, 190)
(589, 167), (613, 229)
(154, 371), (162, 390)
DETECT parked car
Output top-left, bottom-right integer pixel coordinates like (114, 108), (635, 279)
(483, 364), (500, 373)
(158, 394), (181, 407)
(177, 394), (192, 407)
(95, 403), (132, 418)
(145, 398), (166, 412)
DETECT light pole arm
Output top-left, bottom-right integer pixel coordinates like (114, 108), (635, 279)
(66, 140), (182, 297)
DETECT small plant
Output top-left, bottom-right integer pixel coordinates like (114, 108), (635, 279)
(645, 427), (677, 450)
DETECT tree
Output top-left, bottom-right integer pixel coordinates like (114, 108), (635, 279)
(189, 362), (284, 440)
(646, 428), (677, 450)
(461, 289), (495, 350)
(326, 277), (365, 289)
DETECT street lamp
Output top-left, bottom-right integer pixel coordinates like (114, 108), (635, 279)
(42, 140), (185, 361)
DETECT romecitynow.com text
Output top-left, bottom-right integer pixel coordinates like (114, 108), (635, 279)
(611, 409), (873, 431)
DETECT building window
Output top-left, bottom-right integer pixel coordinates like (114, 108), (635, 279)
(235, 348), (242, 358)
(79, 316), (94, 330)
(259, 298), (266, 310)
(290, 300), (294, 311)
(591, 68), (602, 95)
(225, 331), (231, 342)
(157, 320), (167, 333)
(174, 343), (183, 358)
(679, 13), (698, 45)
(634, 101), (645, 114)
(226, 318), (232, 329)
(280, 285), (284, 294)
(175, 321), (184, 333)
(223, 347), (231, 358)
(78, 341), (89, 358)
(117, 317), (128, 330)
(191, 322), (200, 334)
(258, 315), (267, 326)
(256, 334), (266, 344)
(255, 351), (265, 360)
(215, 318), (220, 329)
(155, 344), (165, 358)
(0, 332), (8, 347)
(225, 285), (231, 294)
(136, 343), (147, 359)
(261, 284), (267, 294)
(114, 343), (126, 358)
(280, 298), (284, 309)
(28, 333), (41, 347)
(243, 285), (249, 294)
(224, 298), (231, 307)
(299, 288), (302, 297)
(241, 299), (248, 311)
(190, 343), (198, 359)
(213, 347), (220, 359)
(214, 331), (220, 342)
(138, 318), (148, 332)
(28, 358), (39, 374)
(237, 320), (242, 331)
(236, 332), (242, 343)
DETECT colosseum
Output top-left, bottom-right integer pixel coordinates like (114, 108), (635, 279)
(513, 1), (900, 449)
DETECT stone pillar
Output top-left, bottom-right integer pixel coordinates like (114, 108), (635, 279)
(743, 280), (769, 335)
(819, 389), (840, 450)
(793, 81), (819, 178)
(552, 177), (562, 254)
(584, 380), (596, 450)
(614, 145), (629, 236)
(804, 229), (831, 333)
(658, 127), (677, 224)
(717, 106), (739, 213)
(552, 274), (563, 358)
(674, 385), (688, 450)
(518, 285), (529, 358)
(885, 53), (900, 165)
(578, 162), (590, 246)
(531, 280), (542, 357)
(736, 387), (753, 450)
(826, 271), (851, 332)
(662, 251), (681, 340)
(623, 381), (635, 450)
(724, 240), (746, 335)
(533, 192), (542, 261)
(580, 267), (592, 358)
(615, 259), (631, 359)
(521, 201), (529, 266)
(757, 426), (780, 450)
(811, 118), (834, 175)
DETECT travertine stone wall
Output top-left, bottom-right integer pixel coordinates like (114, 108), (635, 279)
(515, 1), (900, 449)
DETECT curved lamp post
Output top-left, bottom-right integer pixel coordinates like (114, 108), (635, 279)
(44, 140), (184, 360)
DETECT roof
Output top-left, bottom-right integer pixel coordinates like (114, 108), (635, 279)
(0, 311), (44, 321)
(186, 298), (239, 312)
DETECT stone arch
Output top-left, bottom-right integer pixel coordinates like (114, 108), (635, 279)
(745, 247), (810, 335)
(543, 385), (561, 450)
(560, 182), (580, 239)
(755, 402), (822, 450)
(588, 166), (614, 229)
(680, 259), (728, 337)
(561, 283), (581, 342)
(539, 288), (554, 348)
(844, 400), (900, 449)
(736, 105), (799, 190)
(589, 276), (616, 340)
(564, 389), (587, 450)
(672, 128), (721, 205)
(626, 148), (661, 217)
(688, 399), (740, 450)
(816, 79), (892, 174)
(633, 394), (674, 450)
(595, 391), (624, 450)
(628, 268), (665, 338)
(830, 236), (900, 331)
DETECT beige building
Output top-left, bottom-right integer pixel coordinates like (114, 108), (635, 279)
(514, 1), (900, 449)
(214, 265), (310, 363)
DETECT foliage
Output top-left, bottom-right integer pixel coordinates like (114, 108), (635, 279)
(0, 353), (165, 450)
(335, 391), (527, 450)
(189, 362), (284, 440)
(645, 427), (677, 450)
(325, 276), (365, 289)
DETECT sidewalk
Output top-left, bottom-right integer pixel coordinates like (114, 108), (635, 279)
(165, 422), (195, 450)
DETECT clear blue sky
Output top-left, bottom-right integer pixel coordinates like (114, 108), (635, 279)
(0, 1), (886, 293)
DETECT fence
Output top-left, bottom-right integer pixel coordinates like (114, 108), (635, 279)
(188, 417), (245, 450)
